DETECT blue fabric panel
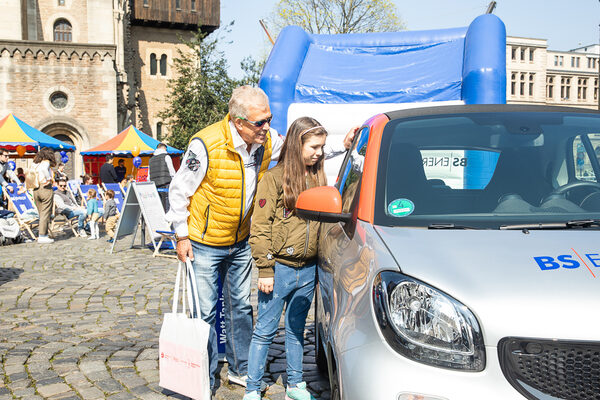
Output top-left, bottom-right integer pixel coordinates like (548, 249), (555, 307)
(260, 26), (312, 137)
(295, 38), (465, 103)
(462, 14), (507, 104)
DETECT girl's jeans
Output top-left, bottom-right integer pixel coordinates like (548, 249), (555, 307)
(246, 261), (316, 392)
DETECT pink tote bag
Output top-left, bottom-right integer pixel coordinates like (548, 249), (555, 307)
(159, 260), (210, 400)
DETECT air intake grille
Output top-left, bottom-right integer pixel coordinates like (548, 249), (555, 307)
(498, 337), (600, 400)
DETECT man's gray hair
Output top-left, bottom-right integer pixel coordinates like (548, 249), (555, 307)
(228, 86), (269, 119)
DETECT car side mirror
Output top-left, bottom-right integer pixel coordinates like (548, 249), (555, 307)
(296, 186), (351, 223)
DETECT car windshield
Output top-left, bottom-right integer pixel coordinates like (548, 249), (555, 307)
(375, 111), (600, 228)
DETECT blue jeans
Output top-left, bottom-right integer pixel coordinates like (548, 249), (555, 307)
(63, 208), (86, 230)
(246, 261), (316, 392)
(189, 239), (254, 388)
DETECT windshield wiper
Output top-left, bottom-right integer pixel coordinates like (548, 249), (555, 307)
(566, 219), (600, 228)
(428, 223), (477, 230)
(500, 222), (567, 230)
(500, 220), (600, 230)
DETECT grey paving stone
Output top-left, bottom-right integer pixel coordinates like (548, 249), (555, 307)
(0, 236), (329, 399)
(36, 382), (71, 397)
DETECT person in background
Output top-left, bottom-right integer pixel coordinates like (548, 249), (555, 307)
(0, 148), (19, 193)
(85, 188), (101, 240)
(99, 154), (118, 184)
(115, 159), (127, 182)
(149, 143), (175, 212)
(103, 189), (119, 243)
(55, 162), (68, 182)
(16, 167), (25, 184)
(81, 174), (94, 186)
(31, 147), (56, 244)
(54, 178), (87, 237)
(120, 174), (135, 192)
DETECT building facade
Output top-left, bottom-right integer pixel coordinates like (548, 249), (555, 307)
(0, 0), (219, 177)
(507, 36), (599, 110)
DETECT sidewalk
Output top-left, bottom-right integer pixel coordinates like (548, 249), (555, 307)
(0, 230), (330, 400)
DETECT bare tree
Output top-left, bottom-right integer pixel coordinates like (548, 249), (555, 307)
(269, 0), (405, 35)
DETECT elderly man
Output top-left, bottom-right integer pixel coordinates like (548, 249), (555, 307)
(167, 86), (355, 391)
(54, 179), (87, 237)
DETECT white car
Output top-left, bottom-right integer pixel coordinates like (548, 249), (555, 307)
(297, 105), (600, 400)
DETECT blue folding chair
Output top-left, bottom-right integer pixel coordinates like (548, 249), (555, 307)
(102, 183), (125, 212)
(79, 184), (104, 214)
(3, 183), (38, 239)
(67, 180), (83, 206)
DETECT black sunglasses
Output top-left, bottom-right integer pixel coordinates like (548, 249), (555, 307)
(237, 115), (272, 128)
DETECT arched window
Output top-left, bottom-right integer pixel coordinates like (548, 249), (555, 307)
(157, 122), (163, 140)
(150, 53), (157, 76)
(160, 54), (167, 76)
(53, 19), (72, 42)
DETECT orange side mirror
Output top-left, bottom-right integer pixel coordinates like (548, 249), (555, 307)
(296, 186), (350, 223)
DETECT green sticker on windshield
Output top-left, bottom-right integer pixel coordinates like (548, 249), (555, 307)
(388, 198), (414, 217)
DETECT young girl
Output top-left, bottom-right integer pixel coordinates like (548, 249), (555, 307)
(244, 117), (330, 400)
(86, 188), (100, 240)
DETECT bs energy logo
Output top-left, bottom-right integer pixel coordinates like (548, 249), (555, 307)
(534, 249), (599, 277)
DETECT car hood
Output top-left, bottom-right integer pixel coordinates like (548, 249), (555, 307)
(374, 226), (600, 345)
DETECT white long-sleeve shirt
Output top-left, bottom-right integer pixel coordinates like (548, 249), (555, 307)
(166, 122), (347, 238)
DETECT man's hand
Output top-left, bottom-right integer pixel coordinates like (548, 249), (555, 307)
(6, 185), (14, 193)
(343, 126), (360, 149)
(176, 238), (194, 262)
(258, 277), (274, 294)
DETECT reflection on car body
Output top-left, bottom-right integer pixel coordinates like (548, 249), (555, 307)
(297, 105), (600, 400)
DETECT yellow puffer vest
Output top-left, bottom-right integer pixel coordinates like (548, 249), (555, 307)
(187, 114), (272, 246)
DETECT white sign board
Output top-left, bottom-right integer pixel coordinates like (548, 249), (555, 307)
(110, 181), (173, 254)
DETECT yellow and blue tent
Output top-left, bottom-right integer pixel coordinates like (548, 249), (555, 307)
(80, 125), (182, 156)
(0, 113), (75, 152)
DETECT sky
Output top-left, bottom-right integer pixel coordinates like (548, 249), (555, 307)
(217, 0), (600, 79)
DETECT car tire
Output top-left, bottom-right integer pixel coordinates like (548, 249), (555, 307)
(314, 285), (328, 374)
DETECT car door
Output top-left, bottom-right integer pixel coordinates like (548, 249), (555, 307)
(318, 126), (370, 344)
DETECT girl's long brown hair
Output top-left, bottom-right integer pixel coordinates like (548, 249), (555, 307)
(278, 117), (327, 211)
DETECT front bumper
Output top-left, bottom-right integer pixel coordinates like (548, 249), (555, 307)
(337, 342), (525, 400)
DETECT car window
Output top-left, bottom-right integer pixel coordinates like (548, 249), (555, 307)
(572, 136), (598, 182)
(375, 111), (600, 228)
(340, 126), (369, 213)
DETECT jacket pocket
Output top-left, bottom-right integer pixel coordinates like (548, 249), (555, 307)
(201, 205), (210, 239)
(271, 223), (288, 253)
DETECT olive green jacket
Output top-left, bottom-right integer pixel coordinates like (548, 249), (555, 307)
(249, 164), (320, 278)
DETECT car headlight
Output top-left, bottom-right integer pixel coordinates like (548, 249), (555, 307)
(373, 271), (485, 371)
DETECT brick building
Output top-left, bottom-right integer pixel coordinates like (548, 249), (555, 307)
(0, 0), (219, 177)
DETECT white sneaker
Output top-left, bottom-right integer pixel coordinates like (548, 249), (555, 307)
(228, 374), (269, 392)
(37, 236), (54, 244)
(78, 229), (87, 238)
(87, 234), (96, 240)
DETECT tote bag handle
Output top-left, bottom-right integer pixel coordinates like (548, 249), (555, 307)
(171, 260), (202, 317)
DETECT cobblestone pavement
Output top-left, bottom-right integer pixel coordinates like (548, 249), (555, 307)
(0, 229), (331, 400)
